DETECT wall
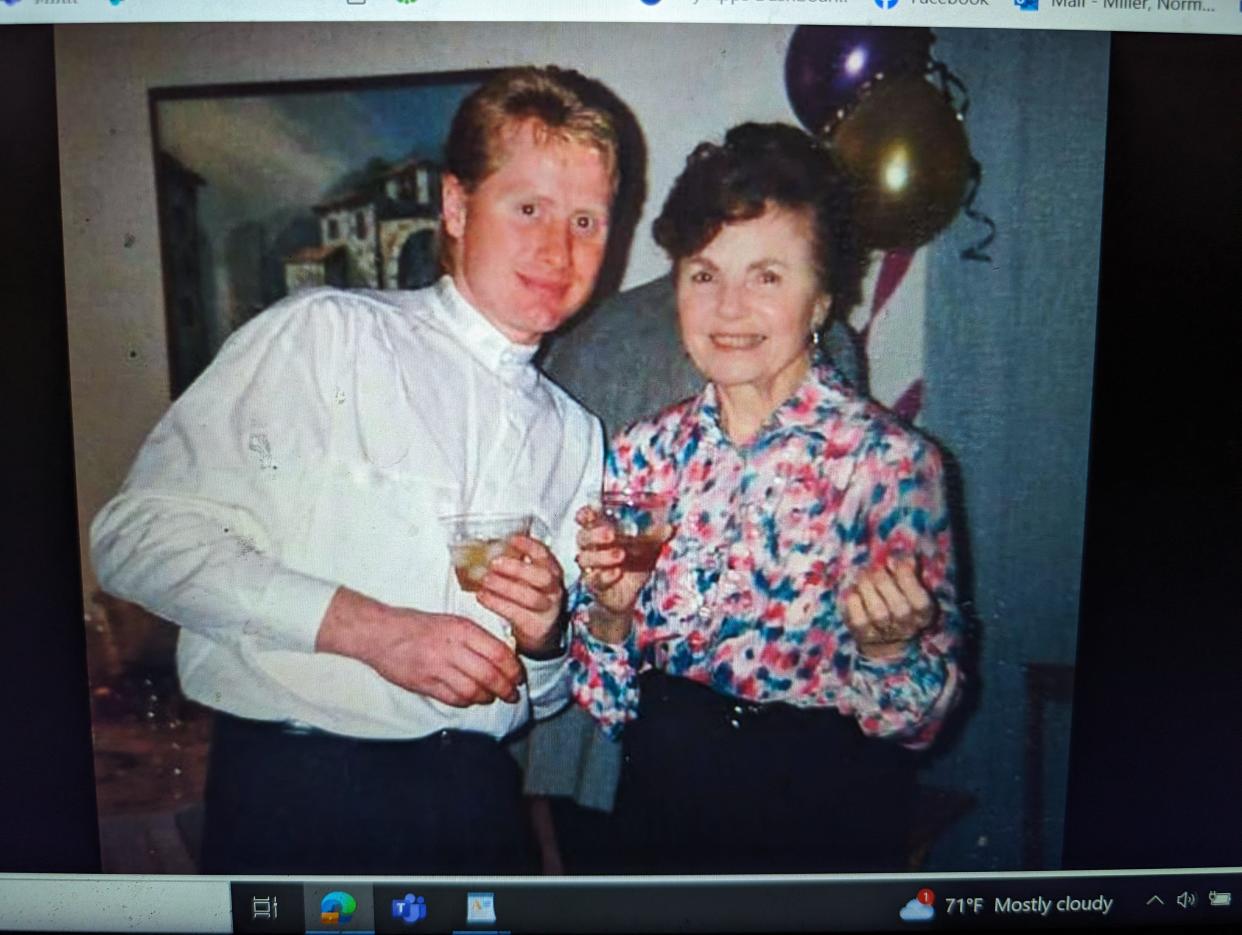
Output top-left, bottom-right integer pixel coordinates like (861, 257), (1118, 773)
(920, 28), (1109, 870)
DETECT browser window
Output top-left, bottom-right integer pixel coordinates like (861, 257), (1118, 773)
(1, 2), (1238, 933)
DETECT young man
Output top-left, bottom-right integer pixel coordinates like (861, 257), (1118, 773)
(90, 67), (619, 874)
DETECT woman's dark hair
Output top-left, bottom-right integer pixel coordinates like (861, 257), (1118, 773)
(653, 122), (866, 318)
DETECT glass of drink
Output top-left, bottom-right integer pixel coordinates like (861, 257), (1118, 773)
(439, 513), (535, 593)
(599, 491), (672, 574)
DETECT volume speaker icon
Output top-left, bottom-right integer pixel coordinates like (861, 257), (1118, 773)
(1177, 892), (1198, 909)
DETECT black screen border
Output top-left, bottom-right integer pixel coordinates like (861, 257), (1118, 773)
(2, 21), (1239, 889)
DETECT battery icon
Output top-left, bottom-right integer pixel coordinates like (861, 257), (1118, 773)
(1209, 891), (1232, 908)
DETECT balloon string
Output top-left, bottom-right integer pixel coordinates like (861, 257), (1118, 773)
(960, 158), (996, 263)
(928, 58), (971, 117)
(929, 58), (995, 262)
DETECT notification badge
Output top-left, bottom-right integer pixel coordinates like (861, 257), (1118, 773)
(900, 888), (936, 923)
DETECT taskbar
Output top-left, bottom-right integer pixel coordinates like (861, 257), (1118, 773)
(1, 869), (1239, 932)
(228, 871), (1242, 933)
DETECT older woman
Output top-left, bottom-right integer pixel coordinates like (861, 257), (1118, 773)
(568, 123), (965, 874)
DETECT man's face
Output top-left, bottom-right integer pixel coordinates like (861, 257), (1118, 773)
(443, 121), (613, 345)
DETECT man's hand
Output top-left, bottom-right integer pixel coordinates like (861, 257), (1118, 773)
(316, 586), (524, 707)
(476, 533), (566, 659)
(840, 556), (937, 661)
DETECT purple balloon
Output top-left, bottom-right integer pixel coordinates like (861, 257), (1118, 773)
(785, 26), (935, 135)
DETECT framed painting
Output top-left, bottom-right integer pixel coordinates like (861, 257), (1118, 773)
(151, 69), (498, 396)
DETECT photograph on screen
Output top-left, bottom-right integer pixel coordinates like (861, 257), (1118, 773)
(54, 22), (1108, 875)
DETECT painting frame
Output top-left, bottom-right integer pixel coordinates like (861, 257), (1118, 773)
(149, 67), (501, 398)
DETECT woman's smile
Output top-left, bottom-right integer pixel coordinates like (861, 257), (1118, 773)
(710, 333), (767, 350)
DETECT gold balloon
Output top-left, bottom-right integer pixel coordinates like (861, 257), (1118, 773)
(829, 75), (972, 251)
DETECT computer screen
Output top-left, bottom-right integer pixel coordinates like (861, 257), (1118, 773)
(1, 2), (1239, 933)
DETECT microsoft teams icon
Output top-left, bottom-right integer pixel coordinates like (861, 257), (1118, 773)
(392, 893), (428, 925)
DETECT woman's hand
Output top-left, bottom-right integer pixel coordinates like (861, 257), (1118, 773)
(573, 505), (671, 640)
(840, 556), (937, 660)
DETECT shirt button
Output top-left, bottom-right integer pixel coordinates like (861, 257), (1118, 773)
(696, 605), (712, 620)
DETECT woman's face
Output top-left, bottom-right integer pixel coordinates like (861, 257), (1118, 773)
(676, 206), (830, 399)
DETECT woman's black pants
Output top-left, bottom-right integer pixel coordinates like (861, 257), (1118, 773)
(607, 671), (917, 874)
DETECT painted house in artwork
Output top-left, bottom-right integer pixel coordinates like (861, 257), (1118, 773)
(284, 244), (348, 293)
(283, 158), (443, 295)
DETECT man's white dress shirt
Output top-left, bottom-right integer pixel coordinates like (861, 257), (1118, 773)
(91, 277), (604, 740)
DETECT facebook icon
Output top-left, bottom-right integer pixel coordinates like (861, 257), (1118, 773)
(392, 893), (428, 925)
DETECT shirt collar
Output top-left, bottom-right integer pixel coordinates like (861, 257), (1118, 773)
(693, 352), (857, 447)
(433, 275), (541, 378)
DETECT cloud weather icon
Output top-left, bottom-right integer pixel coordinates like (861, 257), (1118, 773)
(900, 898), (935, 922)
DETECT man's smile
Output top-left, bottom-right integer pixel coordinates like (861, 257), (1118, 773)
(516, 270), (571, 302)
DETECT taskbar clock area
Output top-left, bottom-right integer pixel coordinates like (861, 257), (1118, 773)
(229, 870), (1242, 934)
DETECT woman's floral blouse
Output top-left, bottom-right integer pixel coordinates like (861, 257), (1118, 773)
(568, 357), (964, 749)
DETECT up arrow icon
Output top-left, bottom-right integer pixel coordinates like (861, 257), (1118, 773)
(1148, 896), (1166, 906)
